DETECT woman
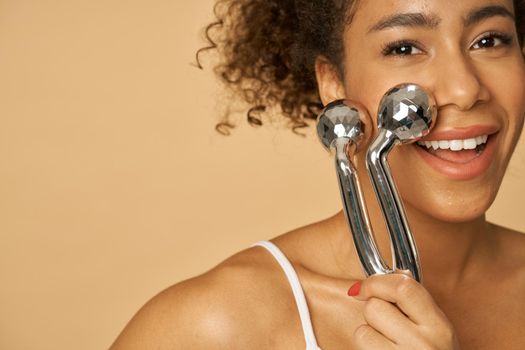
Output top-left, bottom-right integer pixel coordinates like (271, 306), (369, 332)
(111, 0), (525, 348)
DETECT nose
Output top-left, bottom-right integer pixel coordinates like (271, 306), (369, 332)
(431, 52), (490, 111)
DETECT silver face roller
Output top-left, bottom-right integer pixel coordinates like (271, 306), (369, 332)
(317, 100), (391, 278)
(316, 85), (436, 283)
(367, 83), (436, 282)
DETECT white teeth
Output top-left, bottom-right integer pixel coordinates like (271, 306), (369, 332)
(438, 140), (450, 149)
(464, 138), (477, 150)
(417, 135), (489, 151)
(449, 140), (463, 151)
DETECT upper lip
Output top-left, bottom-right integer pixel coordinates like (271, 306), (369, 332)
(419, 125), (499, 141)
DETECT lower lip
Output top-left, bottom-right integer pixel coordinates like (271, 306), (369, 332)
(414, 135), (497, 180)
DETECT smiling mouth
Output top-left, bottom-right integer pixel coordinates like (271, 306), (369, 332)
(416, 135), (489, 163)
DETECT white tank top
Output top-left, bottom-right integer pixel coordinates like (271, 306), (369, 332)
(252, 240), (322, 350)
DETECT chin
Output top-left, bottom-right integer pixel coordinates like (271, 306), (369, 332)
(391, 144), (508, 224)
(403, 185), (498, 224)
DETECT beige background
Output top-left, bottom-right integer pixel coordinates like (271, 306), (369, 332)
(0, 1), (523, 349)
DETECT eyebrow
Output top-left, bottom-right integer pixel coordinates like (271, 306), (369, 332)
(367, 5), (515, 34)
(367, 13), (441, 33)
(464, 5), (514, 27)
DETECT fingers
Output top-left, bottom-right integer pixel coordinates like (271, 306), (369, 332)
(348, 274), (458, 349)
(352, 323), (395, 350)
(350, 273), (443, 326)
(362, 297), (417, 343)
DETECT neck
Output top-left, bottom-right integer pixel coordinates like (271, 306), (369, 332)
(400, 204), (496, 286)
(332, 203), (497, 289)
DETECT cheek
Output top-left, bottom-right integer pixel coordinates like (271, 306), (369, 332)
(490, 58), (525, 148)
(342, 57), (433, 136)
(509, 69), (525, 132)
(342, 67), (395, 133)
(493, 57), (525, 111)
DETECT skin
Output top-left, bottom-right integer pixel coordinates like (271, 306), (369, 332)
(110, 0), (525, 349)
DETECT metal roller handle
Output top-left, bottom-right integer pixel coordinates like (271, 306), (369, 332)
(367, 129), (421, 281)
(334, 137), (392, 277)
(317, 100), (391, 278)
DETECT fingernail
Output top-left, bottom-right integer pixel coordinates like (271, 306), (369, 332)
(347, 281), (362, 297)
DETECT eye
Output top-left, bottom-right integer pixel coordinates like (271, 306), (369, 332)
(381, 39), (424, 57)
(471, 32), (513, 50)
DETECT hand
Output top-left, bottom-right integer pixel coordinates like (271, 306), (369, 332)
(348, 273), (461, 349)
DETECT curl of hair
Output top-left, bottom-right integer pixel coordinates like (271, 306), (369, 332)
(198, 0), (525, 136)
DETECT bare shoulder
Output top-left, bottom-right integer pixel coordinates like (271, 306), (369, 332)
(491, 223), (525, 285)
(493, 222), (525, 260)
(109, 244), (303, 350)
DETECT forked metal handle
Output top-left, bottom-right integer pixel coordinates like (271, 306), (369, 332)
(316, 84), (436, 283)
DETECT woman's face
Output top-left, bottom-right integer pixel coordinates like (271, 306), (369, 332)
(322, 0), (525, 222)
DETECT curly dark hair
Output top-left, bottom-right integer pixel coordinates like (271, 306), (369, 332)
(197, 0), (525, 136)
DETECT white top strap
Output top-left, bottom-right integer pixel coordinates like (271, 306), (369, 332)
(252, 240), (321, 350)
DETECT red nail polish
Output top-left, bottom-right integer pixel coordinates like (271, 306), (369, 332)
(347, 281), (362, 296)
